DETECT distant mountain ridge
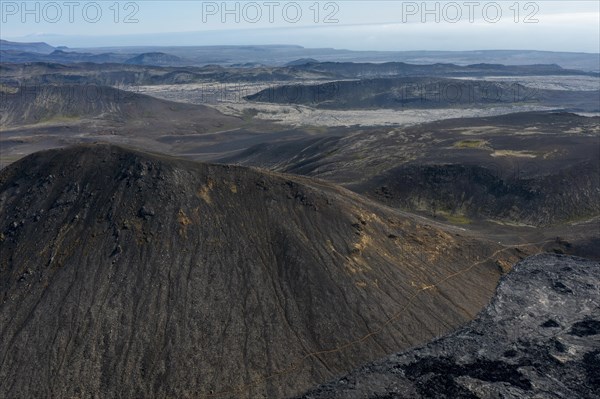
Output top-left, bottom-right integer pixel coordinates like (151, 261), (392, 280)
(0, 48), (130, 64)
(1, 41), (598, 70)
(0, 40), (56, 54)
(124, 52), (186, 66)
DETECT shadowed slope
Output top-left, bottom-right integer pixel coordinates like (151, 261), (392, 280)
(0, 144), (522, 398)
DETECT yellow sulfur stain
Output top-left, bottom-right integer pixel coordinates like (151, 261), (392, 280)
(197, 186), (212, 204)
(178, 209), (192, 237)
(353, 234), (372, 253)
(197, 178), (216, 204)
(355, 281), (367, 288)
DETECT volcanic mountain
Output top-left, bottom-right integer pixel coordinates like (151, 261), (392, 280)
(0, 144), (526, 398)
(0, 84), (265, 168)
(245, 77), (599, 112)
(0, 84), (241, 129)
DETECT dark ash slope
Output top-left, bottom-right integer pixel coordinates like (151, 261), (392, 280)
(223, 112), (600, 227)
(297, 254), (600, 399)
(0, 144), (518, 398)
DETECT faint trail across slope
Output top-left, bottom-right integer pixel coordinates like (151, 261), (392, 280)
(204, 239), (551, 398)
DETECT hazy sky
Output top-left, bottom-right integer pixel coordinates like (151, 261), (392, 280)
(1, 1), (599, 52)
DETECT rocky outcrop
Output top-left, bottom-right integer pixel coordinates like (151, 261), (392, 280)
(297, 254), (600, 399)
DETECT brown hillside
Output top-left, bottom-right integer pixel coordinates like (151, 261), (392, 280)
(0, 144), (525, 398)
